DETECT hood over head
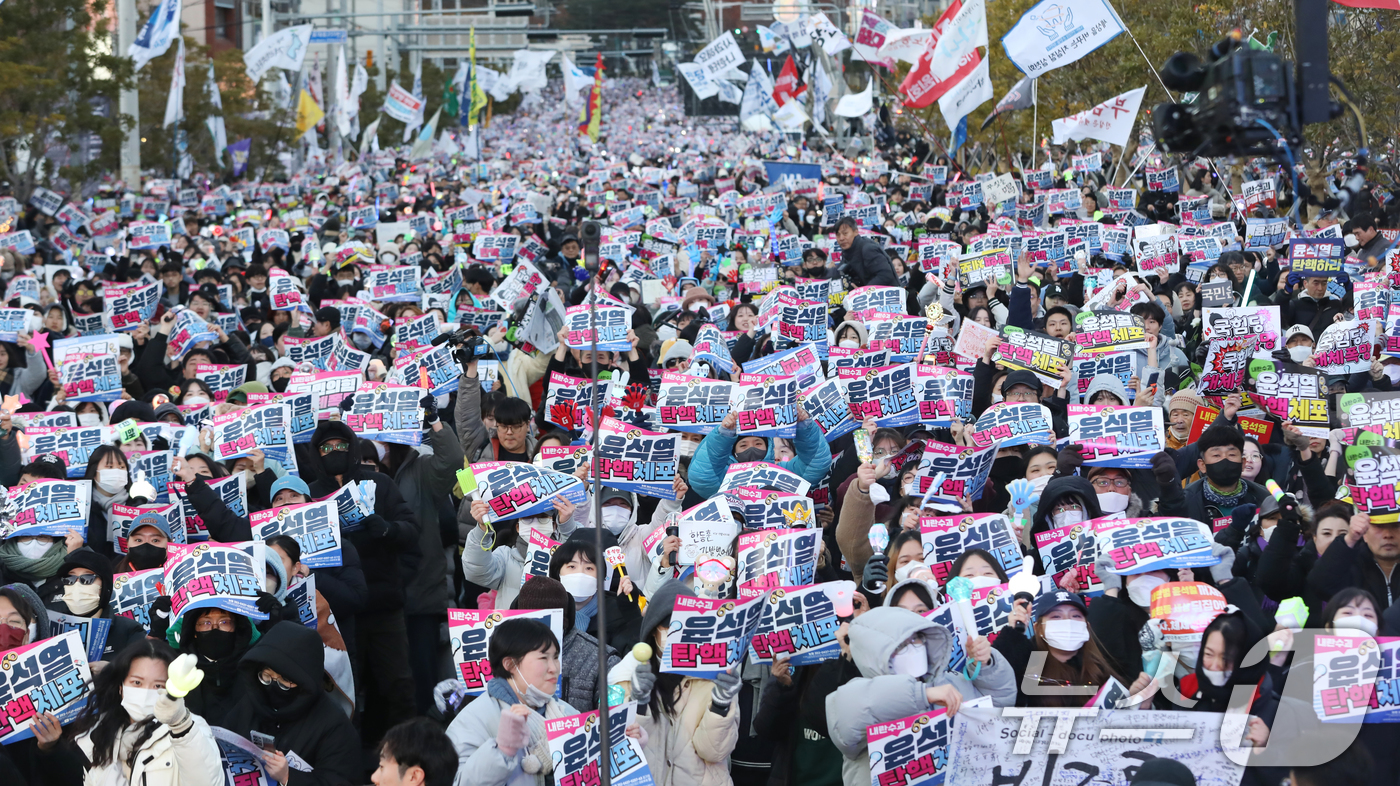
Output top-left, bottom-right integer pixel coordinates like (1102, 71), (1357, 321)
(848, 606), (951, 680)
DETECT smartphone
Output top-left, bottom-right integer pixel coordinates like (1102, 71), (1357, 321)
(250, 730), (276, 752)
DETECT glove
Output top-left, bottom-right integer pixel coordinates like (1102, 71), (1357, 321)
(1150, 451), (1178, 486)
(1055, 443), (1085, 477)
(1284, 271), (1303, 294)
(433, 679), (467, 715)
(255, 591), (285, 621)
(1230, 504), (1257, 534)
(862, 552), (888, 593)
(1336, 271), (1351, 289)
(1093, 549), (1123, 593)
(631, 660), (656, 706)
(148, 596), (173, 642)
(421, 394), (439, 425)
(164, 653), (204, 699)
(709, 669), (741, 715)
(339, 393), (355, 413)
(496, 708), (529, 757)
(362, 514), (390, 539)
(1208, 541), (1237, 583)
(154, 691), (189, 728)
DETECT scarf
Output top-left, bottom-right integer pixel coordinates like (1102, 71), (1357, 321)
(0, 540), (66, 582)
(485, 677), (566, 776)
(574, 594), (598, 636)
(1202, 480), (1246, 510)
(92, 486), (130, 541)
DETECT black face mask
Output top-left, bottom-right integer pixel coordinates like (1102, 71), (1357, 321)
(734, 446), (767, 464)
(270, 377), (290, 393)
(128, 544), (168, 570)
(990, 455), (1022, 483)
(265, 682), (299, 709)
(321, 452), (350, 476)
(195, 629), (237, 661)
(1204, 458), (1243, 488)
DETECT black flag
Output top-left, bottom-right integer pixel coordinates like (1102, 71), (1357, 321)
(980, 75), (1035, 131)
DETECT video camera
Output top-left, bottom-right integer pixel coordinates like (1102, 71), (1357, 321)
(432, 328), (492, 368)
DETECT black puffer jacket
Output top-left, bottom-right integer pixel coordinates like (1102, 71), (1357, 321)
(1026, 475), (1102, 575)
(223, 622), (359, 786)
(306, 420), (421, 614)
(838, 235), (898, 288)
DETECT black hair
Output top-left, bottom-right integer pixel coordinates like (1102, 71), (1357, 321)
(159, 261), (183, 276)
(1313, 501), (1353, 540)
(1320, 588), (1380, 630)
(835, 216), (860, 234)
(83, 445), (130, 483)
(379, 718), (461, 786)
(266, 534), (303, 565)
(487, 617), (559, 679)
(888, 581), (935, 610)
(463, 266), (495, 292)
(1021, 446), (1058, 476)
(494, 396), (531, 427)
(950, 548), (1010, 582)
(18, 457), (67, 481)
(1129, 299), (1166, 326)
(73, 639), (179, 768)
(1352, 211), (1378, 232)
(547, 540), (597, 580)
(1199, 612), (1250, 672)
(0, 587), (38, 629)
(1197, 423), (1244, 456)
(184, 451), (230, 479)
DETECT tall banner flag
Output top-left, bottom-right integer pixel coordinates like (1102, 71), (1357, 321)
(129, 0), (181, 71)
(938, 55), (993, 131)
(205, 61), (228, 160)
(899, 0), (979, 108)
(295, 89), (325, 136)
(467, 29), (489, 127)
(243, 24), (313, 83)
(163, 37), (185, 128)
(562, 54), (591, 105)
(981, 74), (1035, 130)
(1002, 0), (1126, 78)
(1051, 85), (1147, 147)
(578, 53), (604, 142)
(228, 138), (251, 176)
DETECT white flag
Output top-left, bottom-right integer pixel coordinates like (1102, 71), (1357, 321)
(204, 61), (227, 157)
(359, 116), (381, 157)
(694, 32), (743, 77)
(937, 56), (993, 130)
(809, 60), (833, 125)
(128, 0), (180, 71)
(878, 28), (932, 64)
(243, 24), (313, 83)
(1002, 0), (1126, 78)
(928, 0), (987, 82)
(334, 46), (352, 136)
(1051, 85), (1146, 148)
(677, 63), (719, 99)
(163, 37), (185, 128)
(563, 56), (591, 103)
(804, 13), (851, 56)
(834, 78), (874, 118)
(716, 80), (743, 105)
(403, 63), (424, 142)
(409, 108), (441, 162)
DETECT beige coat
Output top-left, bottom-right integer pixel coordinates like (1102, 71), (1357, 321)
(635, 677), (740, 786)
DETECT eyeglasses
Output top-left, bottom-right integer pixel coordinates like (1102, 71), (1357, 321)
(62, 574), (99, 586)
(1090, 477), (1131, 491)
(317, 441), (349, 455)
(258, 669), (296, 690)
(195, 616), (236, 632)
(497, 422), (527, 433)
(664, 357), (687, 368)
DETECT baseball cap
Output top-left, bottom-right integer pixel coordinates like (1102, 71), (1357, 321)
(1034, 589), (1089, 619)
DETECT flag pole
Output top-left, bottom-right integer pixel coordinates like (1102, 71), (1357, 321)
(1031, 78), (1037, 169)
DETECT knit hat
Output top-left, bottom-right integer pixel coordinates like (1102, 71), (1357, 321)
(834, 320), (869, 345)
(154, 402), (185, 423)
(638, 579), (696, 646)
(659, 339), (693, 367)
(1168, 389), (1206, 415)
(227, 381), (270, 407)
(270, 475), (310, 502)
(515, 576), (571, 612)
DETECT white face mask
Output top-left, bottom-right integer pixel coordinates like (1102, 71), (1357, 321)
(991, 393), (1004, 405)
(97, 468), (128, 493)
(1028, 474), (1052, 495)
(510, 673), (553, 709)
(1127, 574), (1167, 607)
(1097, 491), (1131, 514)
(183, 395), (210, 406)
(894, 561), (930, 582)
(121, 685), (161, 722)
(1288, 346), (1312, 363)
(889, 640), (927, 677)
(77, 412), (102, 427)
(1041, 619), (1090, 652)
(559, 571), (596, 602)
(838, 339), (860, 349)
(1386, 365), (1400, 386)
(678, 440), (697, 458)
(1203, 668), (1232, 687)
(63, 582), (102, 615)
(16, 538), (52, 560)
(1333, 614), (1378, 637)
(1052, 509), (1084, 529)
(600, 506), (630, 534)
(1345, 233), (1359, 248)
(966, 575), (1000, 590)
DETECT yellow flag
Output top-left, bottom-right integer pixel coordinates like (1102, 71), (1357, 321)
(468, 28), (488, 128)
(296, 89), (325, 136)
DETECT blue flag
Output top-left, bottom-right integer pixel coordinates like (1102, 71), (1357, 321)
(950, 116), (968, 154)
(228, 139), (252, 177)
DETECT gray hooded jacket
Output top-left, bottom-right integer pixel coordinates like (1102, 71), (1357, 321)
(826, 607), (1017, 786)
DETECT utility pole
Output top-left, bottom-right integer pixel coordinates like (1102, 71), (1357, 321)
(118, 0), (140, 186)
(262, 0), (273, 41)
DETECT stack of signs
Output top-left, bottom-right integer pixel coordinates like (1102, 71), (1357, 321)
(993, 327), (1074, 386)
(656, 372), (733, 433)
(660, 593), (764, 676)
(0, 630), (93, 744)
(111, 568), (163, 631)
(1035, 522), (1103, 596)
(968, 403), (1052, 448)
(250, 499), (342, 567)
(345, 381), (424, 445)
(2, 479), (90, 539)
(111, 502), (185, 553)
(919, 514), (1022, 586)
(730, 374), (798, 437)
(736, 528), (820, 592)
(466, 461), (587, 524)
(546, 704), (654, 786)
(1072, 310), (1147, 355)
(1093, 517), (1218, 574)
(839, 365), (918, 427)
(448, 608), (564, 694)
(1312, 634), (1383, 722)
(1066, 405), (1164, 467)
(163, 541), (268, 621)
(747, 583), (843, 665)
(594, 416), (678, 499)
(865, 710), (951, 786)
(1246, 358), (1330, 437)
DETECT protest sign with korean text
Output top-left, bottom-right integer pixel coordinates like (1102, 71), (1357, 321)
(0, 630), (93, 744)
(660, 593), (764, 677)
(747, 583), (842, 665)
(163, 541), (267, 620)
(251, 499), (342, 568)
(595, 416), (678, 499)
(448, 608), (564, 694)
(466, 461), (587, 524)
